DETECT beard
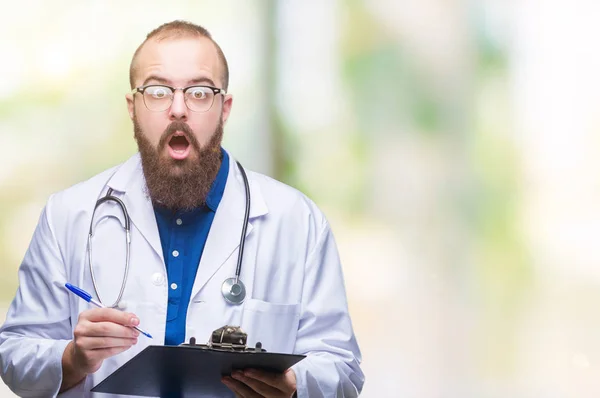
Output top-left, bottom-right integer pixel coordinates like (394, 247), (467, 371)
(133, 115), (224, 211)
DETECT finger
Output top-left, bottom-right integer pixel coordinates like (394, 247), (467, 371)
(222, 376), (243, 397)
(222, 376), (261, 398)
(231, 371), (284, 397)
(76, 336), (138, 350)
(283, 369), (297, 392)
(79, 321), (140, 339)
(76, 344), (134, 368)
(243, 368), (287, 390)
(90, 345), (134, 361)
(80, 308), (140, 327)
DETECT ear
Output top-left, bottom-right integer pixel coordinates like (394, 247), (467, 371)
(125, 92), (135, 120)
(221, 94), (233, 125)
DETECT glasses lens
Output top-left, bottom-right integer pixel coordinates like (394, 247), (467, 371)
(185, 86), (215, 112)
(143, 85), (173, 111)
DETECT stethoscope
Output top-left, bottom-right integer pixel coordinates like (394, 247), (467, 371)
(87, 161), (250, 308)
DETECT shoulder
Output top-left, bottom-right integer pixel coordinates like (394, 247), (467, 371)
(249, 170), (320, 210)
(45, 154), (138, 216)
(246, 169), (329, 232)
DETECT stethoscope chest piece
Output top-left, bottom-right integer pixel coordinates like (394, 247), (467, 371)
(221, 277), (246, 305)
(220, 160), (251, 306)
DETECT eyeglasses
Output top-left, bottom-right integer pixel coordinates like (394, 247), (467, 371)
(131, 84), (227, 112)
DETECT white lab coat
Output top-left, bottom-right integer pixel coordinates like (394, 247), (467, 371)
(0, 151), (364, 397)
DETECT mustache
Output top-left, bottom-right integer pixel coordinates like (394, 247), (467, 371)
(157, 121), (200, 151)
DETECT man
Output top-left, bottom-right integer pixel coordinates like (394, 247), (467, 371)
(0, 20), (364, 397)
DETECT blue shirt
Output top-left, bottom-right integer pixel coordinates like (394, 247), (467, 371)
(154, 149), (229, 345)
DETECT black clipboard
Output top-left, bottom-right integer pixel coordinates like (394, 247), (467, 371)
(91, 344), (305, 397)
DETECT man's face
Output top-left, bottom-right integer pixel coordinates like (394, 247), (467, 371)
(125, 36), (233, 210)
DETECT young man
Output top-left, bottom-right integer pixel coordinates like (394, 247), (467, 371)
(0, 21), (364, 397)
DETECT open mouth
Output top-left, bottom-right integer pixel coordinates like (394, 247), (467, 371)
(167, 133), (191, 160)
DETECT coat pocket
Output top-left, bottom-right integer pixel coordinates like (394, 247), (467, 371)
(240, 299), (301, 354)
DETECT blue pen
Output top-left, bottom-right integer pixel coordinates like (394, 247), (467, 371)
(65, 283), (153, 339)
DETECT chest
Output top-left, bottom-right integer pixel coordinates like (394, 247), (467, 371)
(66, 204), (307, 354)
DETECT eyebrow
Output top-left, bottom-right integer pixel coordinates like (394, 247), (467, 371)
(188, 77), (217, 87)
(142, 75), (217, 87)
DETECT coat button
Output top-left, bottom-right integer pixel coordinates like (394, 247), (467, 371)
(117, 300), (128, 309)
(172, 250), (179, 258)
(152, 272), (165, 286)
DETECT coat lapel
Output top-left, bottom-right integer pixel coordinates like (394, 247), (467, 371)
(106, 154), (164, 264)
(190, 154), (268, 299)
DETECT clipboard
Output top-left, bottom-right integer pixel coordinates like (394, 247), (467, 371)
(91, 326), (306, 397)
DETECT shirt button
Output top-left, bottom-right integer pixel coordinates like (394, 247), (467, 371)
(171, 283), (178, 290)
(117, 300), (128, 309)
(172, 250), (179, 257)
(176, 218), (183, 225)
(152, 273), (164, 286)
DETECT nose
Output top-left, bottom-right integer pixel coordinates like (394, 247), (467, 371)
(168, 89), (188, 121)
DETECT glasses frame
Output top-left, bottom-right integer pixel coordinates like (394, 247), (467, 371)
(131, 84), (227, 112)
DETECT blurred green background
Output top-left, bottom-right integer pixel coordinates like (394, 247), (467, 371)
(3, 0), (600, 396)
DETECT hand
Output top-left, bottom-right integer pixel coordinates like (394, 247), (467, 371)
(60, 308), (140, 392)
(222, 368), (297, 398)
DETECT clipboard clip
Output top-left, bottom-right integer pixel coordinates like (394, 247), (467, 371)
(183, 325), (267, 352)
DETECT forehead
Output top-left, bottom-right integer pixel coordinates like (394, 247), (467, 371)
(134, 36), (221, 86)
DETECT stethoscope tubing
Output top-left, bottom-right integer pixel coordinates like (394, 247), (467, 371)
(87, 162), (250, 308)
(234, 161), (250, 283)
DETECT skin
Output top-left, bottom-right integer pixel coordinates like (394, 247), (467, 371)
(60, 309), (140, 392)
(126, 36), (233, 169)
(60, 36), (296, 397)
(223, 369), (297, 398)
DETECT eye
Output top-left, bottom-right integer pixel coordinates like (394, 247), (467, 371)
(189, 87), (208, 100)
(146, 86), (171, 99)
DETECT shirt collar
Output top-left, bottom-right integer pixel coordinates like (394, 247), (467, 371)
(205, 147), (229, 212)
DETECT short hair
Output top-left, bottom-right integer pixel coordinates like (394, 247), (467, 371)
(129, 20), (229, 91)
